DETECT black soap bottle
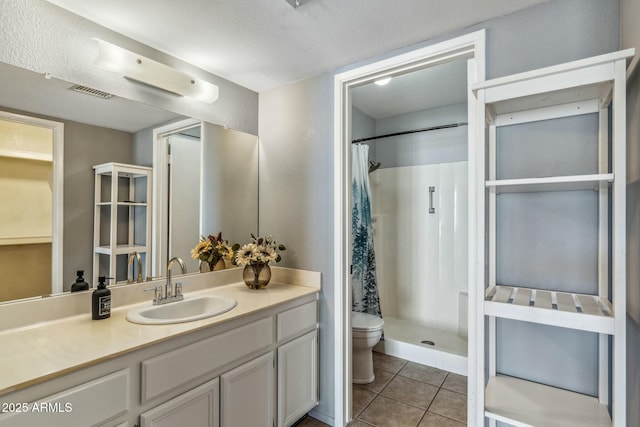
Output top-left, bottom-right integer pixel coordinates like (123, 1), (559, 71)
(92, 276), (111, 320)
(70, 270), (90, 292)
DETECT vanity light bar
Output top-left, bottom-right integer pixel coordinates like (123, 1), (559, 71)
(93, 39), (219, 104)
(283, 0), (309, 7)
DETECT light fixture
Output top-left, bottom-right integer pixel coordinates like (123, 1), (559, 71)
(374, 77), (392, 86)
(283, 0), (307, 7)
(93, 39), (219, 104)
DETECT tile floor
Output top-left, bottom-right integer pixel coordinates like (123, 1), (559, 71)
(296, 351), (467, 427)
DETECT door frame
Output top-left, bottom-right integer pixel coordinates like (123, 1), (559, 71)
(332, 30), (485, 426)
(0, 110), (64, 294)
(152, 118), (202, 277)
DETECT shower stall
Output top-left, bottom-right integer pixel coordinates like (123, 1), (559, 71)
(370, 160), (468, 375)
(349, 57), (470, 375)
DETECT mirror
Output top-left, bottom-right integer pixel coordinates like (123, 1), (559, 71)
(151, 119), (259, 277)
(0, 61), (259, 303)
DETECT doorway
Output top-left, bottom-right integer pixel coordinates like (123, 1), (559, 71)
(333, 30), (485, 426)
(0, 110), (63, 299)
(152, 118), (203, 277)
(167, 129), (202, 273)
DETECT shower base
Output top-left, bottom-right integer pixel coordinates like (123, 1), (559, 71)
(373, 316), (467, 375)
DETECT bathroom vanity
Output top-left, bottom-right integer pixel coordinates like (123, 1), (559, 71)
(0, 268), (320, 427)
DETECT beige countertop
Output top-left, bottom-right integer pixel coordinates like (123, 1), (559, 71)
(0, 279), (319, 396)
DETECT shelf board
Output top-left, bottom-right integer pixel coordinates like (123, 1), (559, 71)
(0, 147), (52, 162)
(486, 173), (613, 193)
(0, 235), (52, 245)
(472, 49), (634, 115)
(485, 285), (614, 334)
(93, 162), (152, 177)
(485, 375), (611, 427)
(94, 244), (149, 255)
(96, 202), (147, 207)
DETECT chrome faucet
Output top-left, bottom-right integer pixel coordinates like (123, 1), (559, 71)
(143, 257), (188, 305)
(127, 251), (143, 283)
(165, 256), (187, 299)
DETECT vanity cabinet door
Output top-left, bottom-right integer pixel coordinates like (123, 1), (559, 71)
(278, 330), (318, 427)
(140, 378), (219, 427)
(0, 370), (129, 427)
(220, 352), (274, 427)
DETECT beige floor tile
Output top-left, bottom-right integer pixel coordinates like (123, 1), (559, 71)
(347, 420), (375, 427)
(373, 351), (407, 374)
(428, 389), (467, 424)
(352, 385), (377, 417)
(398, 362), (448, 387)
(380, 375), (439, 409)
(419, 412), (466, 427)
(359, 395), (426, 427)
(442, 373), (467, 395)
(357, 369), (394, 393)
(295, 415), (331, 426)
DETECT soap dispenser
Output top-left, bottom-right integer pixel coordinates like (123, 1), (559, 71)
(70, 270), (90, 292)
(92, 276), (111, 320)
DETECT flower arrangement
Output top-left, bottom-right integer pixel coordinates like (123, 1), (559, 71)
(235, 234), (286, 289)
(191, 232), (239, 271)
(235, 234), (286, 267)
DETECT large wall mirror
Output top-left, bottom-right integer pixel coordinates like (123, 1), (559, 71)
(0, 61), (259, 303)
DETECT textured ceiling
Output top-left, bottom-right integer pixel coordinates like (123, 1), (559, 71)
(352, 58), (468, 119)
(44, 0), (548, 92)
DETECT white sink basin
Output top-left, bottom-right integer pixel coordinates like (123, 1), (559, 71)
(126, 295), (237, 325)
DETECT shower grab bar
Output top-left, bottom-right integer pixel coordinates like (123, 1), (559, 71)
(429, 186), (435, 214)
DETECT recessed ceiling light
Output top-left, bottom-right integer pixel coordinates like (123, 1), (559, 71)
(374, 77), (392, 86)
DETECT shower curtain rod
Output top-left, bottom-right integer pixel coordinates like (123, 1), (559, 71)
(351, 122), (468, 144)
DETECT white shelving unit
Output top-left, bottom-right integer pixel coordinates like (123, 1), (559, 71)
(471, 49), (634, 426)
(93, 162), (152, 285)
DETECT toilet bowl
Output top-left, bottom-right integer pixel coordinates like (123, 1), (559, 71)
(352, 311), (384, 384)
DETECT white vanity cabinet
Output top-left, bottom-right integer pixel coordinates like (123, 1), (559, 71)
(0, 370), (130, 427)
(220, 352), (274, 427)
(140, 378), (219, 427)
(278, 331), (318, 427)
(0, 293), (318, 427)
(276, 301), (319, 427)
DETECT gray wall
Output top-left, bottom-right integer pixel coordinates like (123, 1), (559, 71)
(0, 0), (258, 136)
(353, 103), (468, 168)
(351, 107), (375, 142)
(258, 0), (620, 423)
(63, 122), (133, 289)
(351, 106), (376, 168)
(259, 73), (334, 419)
(373, 103), (467, 168)
(495, 114), (601, 398)
(202, 123), (259, 245)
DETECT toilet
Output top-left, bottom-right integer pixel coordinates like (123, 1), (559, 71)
(352, 311), (385, 384)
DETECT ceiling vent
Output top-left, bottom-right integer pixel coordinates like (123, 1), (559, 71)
(70, 85), (113, 99)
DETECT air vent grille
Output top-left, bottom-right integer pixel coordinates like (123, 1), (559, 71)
(70, 85), (113, 99)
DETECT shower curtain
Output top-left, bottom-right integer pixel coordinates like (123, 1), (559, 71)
(352, 144), (381, 317)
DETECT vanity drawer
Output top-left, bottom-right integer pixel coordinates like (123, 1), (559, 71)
(277, 301), (317, 343)
(0, 369), (129, 427)
(142, 316), (273, 402)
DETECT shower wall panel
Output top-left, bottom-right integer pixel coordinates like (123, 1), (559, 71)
(370, 161), (467, 334)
